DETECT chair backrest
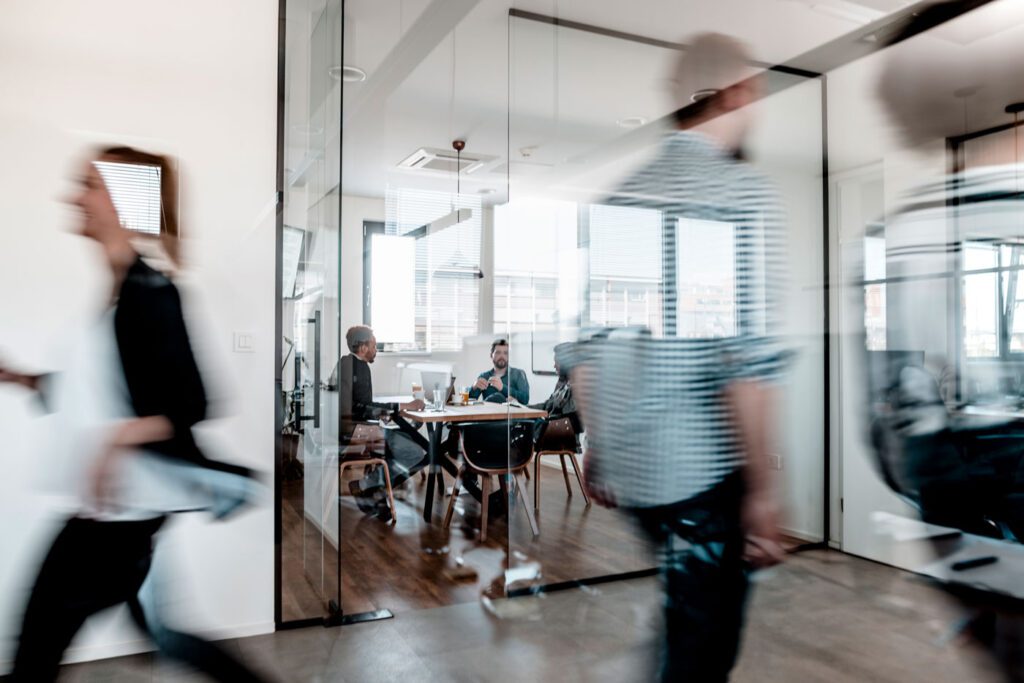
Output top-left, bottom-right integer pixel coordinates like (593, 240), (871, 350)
(868, 364), (952, 512)
(869, 415), (920, 510)
(460, 421), (533, 472)
(342, 423), (385, 457)
(535, 415), (579, 453)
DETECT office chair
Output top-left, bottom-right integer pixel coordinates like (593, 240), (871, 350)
(533, 413), (590, 510)
(443, 421), (538, 541)
(339, 423), (397, 524)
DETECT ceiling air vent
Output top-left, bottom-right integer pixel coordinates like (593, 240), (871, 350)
(397, 147), (497, 175)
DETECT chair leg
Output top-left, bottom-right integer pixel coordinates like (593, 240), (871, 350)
(523, 467), (530, 480)
(499, 474), (509, 500)
(533, 456), (541, 510)
(443, 465), (464, 529)
(516, 473), (540, 536)
(569, 453), (591, 507)
(480, 476), (491, 543)
(380, 461), (397, 524)
(559, 454), (573, 496)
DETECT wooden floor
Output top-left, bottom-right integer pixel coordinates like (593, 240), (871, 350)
(281, 463), (655, 622)
(65, 550), (1008, 682)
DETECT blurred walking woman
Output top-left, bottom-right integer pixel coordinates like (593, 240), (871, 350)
(0, 147), (268, 682)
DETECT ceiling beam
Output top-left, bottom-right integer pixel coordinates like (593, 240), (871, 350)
(343, 0), (482, 129)
(511, 0), (999, 189)
(783, 0), (997, 74)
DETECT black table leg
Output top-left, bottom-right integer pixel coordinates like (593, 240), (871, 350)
(422, 423), (444, 523)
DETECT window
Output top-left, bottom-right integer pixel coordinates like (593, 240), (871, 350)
(863, 228), (887, 351)
(587, 204), (664, 335)
(368, 232), (416, 344)
(493, 199), (579, 334)
(674, 218), (737, 338)
(963, 240), (1024, 359)
(369, 188), (481, 352)
(93, 161), (163, 235)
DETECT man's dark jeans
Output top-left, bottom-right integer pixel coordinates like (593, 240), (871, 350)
(632, 472), (750, 683)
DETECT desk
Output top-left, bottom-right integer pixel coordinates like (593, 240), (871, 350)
(401, 403), (547, 523)
(374, 395), (413, 405)
(873, 512), (1024, 605)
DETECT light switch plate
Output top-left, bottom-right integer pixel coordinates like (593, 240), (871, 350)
(233, 332), (255, 353)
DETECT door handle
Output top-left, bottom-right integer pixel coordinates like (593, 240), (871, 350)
(309, 310), (321, 429)
(297, 310), (322, 429)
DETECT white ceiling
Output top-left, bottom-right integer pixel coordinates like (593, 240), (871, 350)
(283, 0), (1024, 204)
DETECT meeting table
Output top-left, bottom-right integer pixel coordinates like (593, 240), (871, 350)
(399, 401), (547, 523)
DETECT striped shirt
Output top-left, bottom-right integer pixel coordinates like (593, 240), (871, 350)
(564, 131), (788, 508)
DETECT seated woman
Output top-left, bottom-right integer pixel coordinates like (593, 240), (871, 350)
(531, 343), (582, 444)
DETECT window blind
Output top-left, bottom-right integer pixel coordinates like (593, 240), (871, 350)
(385, 188), (481, 351)
(493, 199), (578, 333)
(587, 203), (664, 333)
(94, 161), (162, 236)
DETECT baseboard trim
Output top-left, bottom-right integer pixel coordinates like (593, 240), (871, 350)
(779, 526), (823, 544)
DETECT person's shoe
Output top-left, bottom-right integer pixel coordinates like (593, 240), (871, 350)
(349, 481), (377, 514)
(374, 500), (394, 523)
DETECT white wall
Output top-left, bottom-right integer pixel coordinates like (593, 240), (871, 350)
(748, 78), (828, 542)
(0, 0), (277, 666)
(827, 51), (949, 567)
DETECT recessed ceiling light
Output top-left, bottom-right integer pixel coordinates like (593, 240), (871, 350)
(616, 116), (647, 129)
(329, 65), (367, 82)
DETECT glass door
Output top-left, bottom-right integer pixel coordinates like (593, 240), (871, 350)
(279, 0), (342, 624)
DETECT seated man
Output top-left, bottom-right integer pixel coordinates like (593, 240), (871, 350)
(332, 325), (425, 521)
(469, 338), (530, 404)
(450, 340), (529, 522)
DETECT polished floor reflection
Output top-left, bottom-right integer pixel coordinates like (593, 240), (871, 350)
(64, 550), (1003, 682)
(282, 463), (655, 620)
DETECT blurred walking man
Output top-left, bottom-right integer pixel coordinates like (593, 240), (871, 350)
(567, 33), (788, 682)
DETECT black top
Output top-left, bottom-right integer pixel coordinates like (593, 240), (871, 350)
(113, 257), (248, 477)
(530, 377), (575, 418)
(531, 378), (583, 446)
(334, 354), (396, 436)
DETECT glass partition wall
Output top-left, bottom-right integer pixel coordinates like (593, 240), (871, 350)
(278, 0), (828, 627)
(831, 0), (1024, 568)
(504, 9), (829, 592)
(333, 0), (514, 618)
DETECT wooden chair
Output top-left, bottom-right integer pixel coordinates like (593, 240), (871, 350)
(533, 415), (590, 510)
(339, 422), (397, 524)
(443, 421), (538, 541)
